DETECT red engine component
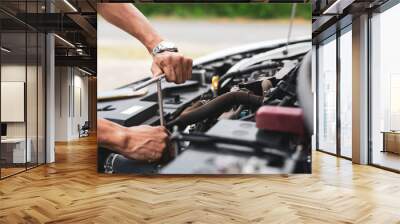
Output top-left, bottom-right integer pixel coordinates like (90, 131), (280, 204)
(255, 106), (304, 136)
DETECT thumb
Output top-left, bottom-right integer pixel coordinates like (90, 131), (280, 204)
(151, 62), (163, 77)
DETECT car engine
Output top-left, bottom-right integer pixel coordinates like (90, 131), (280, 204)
(97, 37), (312, 174)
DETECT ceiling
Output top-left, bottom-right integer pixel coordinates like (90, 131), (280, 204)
(312, 0), (390, 43)
(0, 0), (97, 74)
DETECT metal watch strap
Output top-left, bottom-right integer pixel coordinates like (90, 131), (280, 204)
(152, 41), (178, 56)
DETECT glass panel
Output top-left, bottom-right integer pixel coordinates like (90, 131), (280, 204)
(27, 31), (38, 169)
(317, 36), (337, 154)
(371, 4), (400, 171)
(38, 32), (45, 165)
(1, 28), (27, 177)
(0, 1), (46, 178)
(26, 0), (39, 169)
(339, 29), (352, 158)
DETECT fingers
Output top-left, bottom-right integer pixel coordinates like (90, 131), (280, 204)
(179, 56), (192, 83)
(185, 58), (193, 80)
(174, 57), (184, 84)
(151, 62), (163, 77)
(132, 147), (162, 161)
(124, 139), (165, 161)
(127, 125), (168, 161)
(148, 127), (168, 161)
(153, 52), (192, 84)
(141, 138), (166, 161)
(179, 58), (188, 83)
(166, 64), (177, 83)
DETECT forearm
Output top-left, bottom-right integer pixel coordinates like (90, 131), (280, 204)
(98, 3), (163, 53)
(97, 118), (127, 152)
(98, 119), (168, 161)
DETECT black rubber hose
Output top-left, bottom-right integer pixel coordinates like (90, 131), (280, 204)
(167, 91), (264, 128)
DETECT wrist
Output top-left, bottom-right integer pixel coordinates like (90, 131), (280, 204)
(115, 126), (130, 154)
(102, 122), (129, 154)
(146, 36), (163, 54)
(151, 41), (178, 57)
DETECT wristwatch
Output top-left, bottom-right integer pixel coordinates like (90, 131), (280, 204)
(152, 41), (178, 56)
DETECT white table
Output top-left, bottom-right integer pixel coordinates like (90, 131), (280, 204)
(1, 138), (31, 163)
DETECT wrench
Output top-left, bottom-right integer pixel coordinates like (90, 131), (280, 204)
(132, 74), (166, 91)
(156, 78), (165, 126)
(133, 74), (165, 126)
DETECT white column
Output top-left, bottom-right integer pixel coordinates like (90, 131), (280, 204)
(54, 67), (74, 141)
(46, 33), (55, 163)
(352, 14), (369, 164)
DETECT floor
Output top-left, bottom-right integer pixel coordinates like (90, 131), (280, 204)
(0, 167), (25, 178)
(372, 150), (400, 171)
(0, 135), (400, 223)
(1, 163), (44, 178)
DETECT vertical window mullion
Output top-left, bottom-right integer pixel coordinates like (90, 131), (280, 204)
(336, 27), (341, 157)
(315, 44), (320, 151)
(25, 0), (28, 171)
(0, 19), (2, 179)
(36, 0), (39, 167)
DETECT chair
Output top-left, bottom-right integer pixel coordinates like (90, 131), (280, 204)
(79, 121), (90, 138)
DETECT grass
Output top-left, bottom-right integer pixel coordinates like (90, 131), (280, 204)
(135, 3), (311, 20)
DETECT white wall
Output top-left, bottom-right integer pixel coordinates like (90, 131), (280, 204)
(1, 65), (26, 129)
(1, 65), (26, 138)
(54, 67), (89, 141)
(73, 74), (89, 136)
(55, 66), (70, 141)
(1, 63), (46, 164)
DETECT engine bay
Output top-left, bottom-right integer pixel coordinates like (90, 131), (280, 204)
(97, 37), (312, 174)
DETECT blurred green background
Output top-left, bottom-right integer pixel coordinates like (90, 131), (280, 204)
(99, 3), (311, 91)
(135, 3), (311, 20)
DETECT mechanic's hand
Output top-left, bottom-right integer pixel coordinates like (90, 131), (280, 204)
(120, 125), (168, 161)
(151, 51), (193, 84)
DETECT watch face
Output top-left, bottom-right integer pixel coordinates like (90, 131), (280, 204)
(161, 41), (176, 49)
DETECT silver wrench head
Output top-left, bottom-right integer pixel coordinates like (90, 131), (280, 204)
(132, 74), (166, 91)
